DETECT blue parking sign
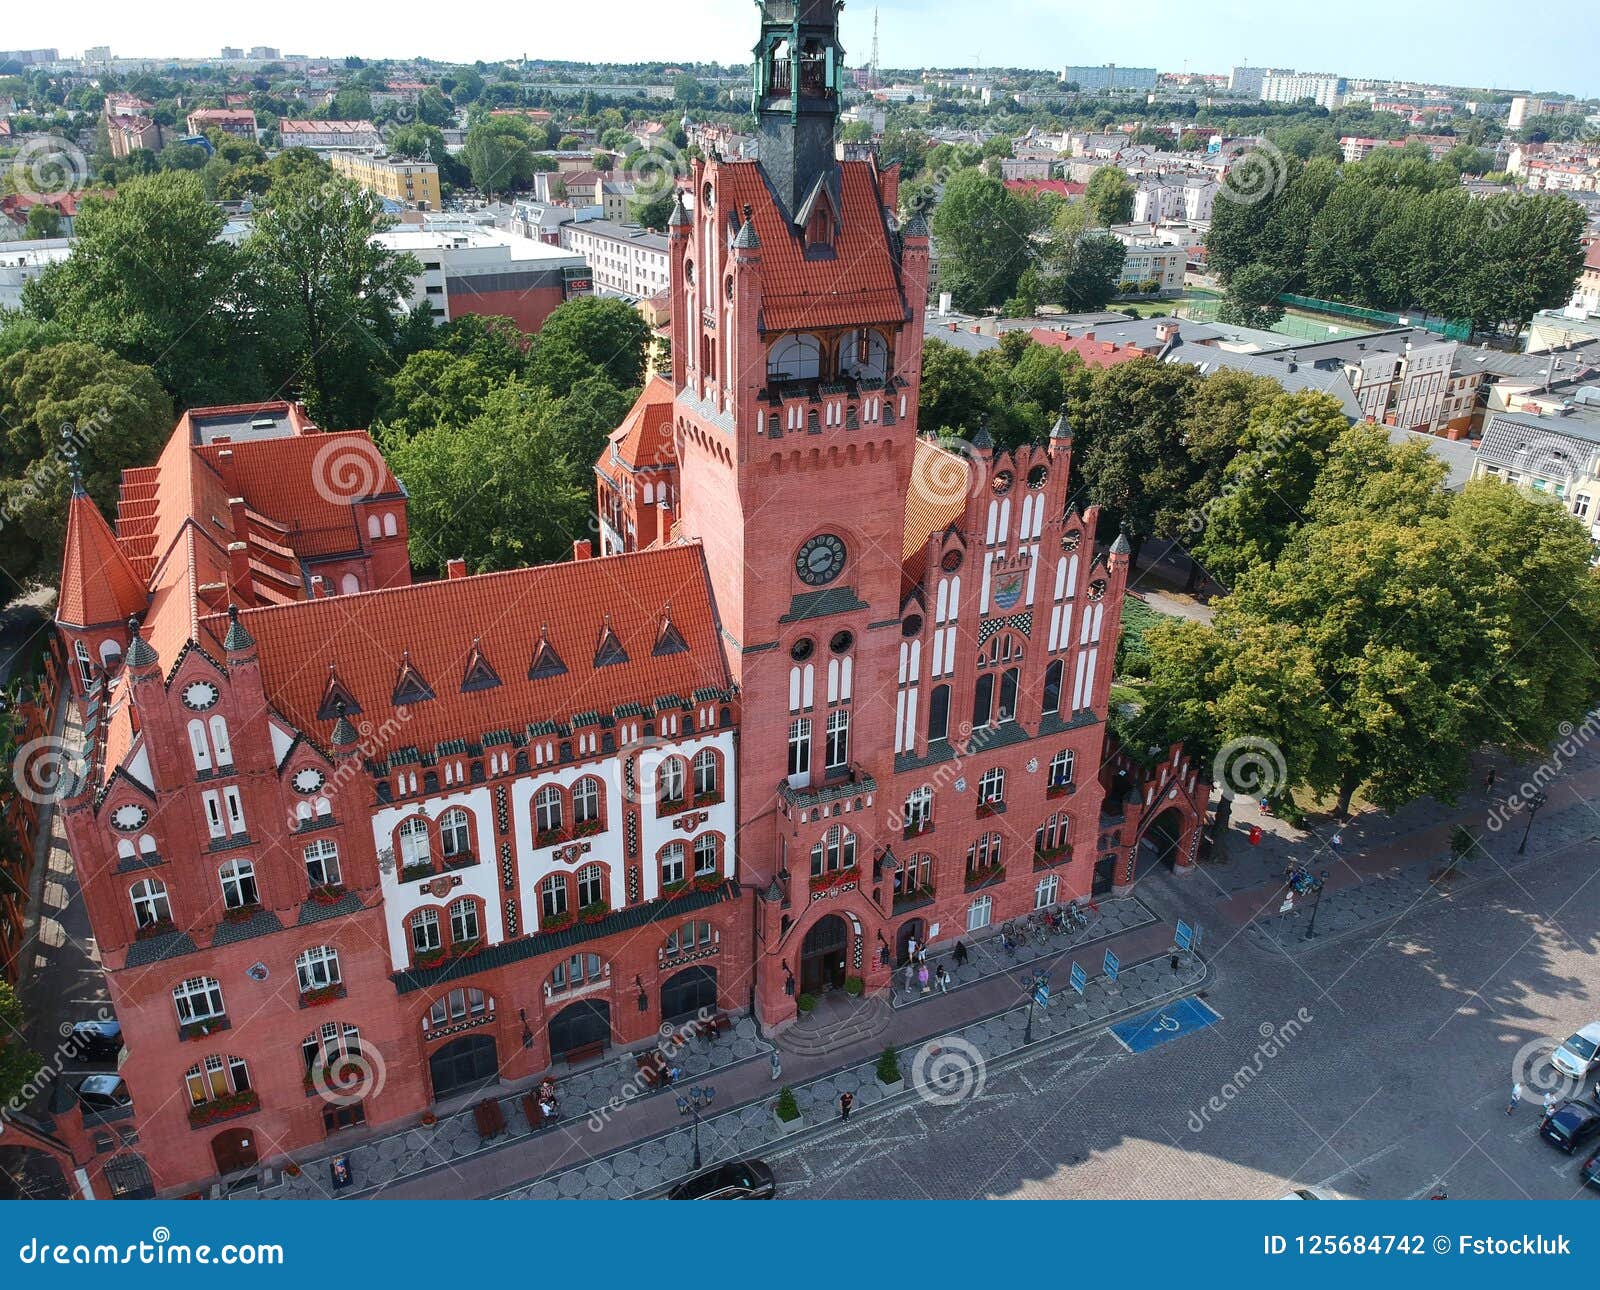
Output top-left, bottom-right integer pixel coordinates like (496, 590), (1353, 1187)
(1103, 949), (1120, 982)
(1175, 921), (1193, 951)
(1069, 962), (1087, 995)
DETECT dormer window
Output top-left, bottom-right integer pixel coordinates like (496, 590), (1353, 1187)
(804, 204), (835, 251)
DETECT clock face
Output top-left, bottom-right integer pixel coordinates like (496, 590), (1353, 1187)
(795, 534), (847, 587)
(990, 470), (1014, 496)
(112, 803), (149, 832)
(292, 768), (326, 795)
(181, 681), (220, 711)
(1088, 579), (1108, 603)
(1061, 529), (1082, 553)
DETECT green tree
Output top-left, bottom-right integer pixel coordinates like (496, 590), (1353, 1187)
(21, 174), (255, 407)
(918, 338), (993, 438)
(245, 173), (419, 427)
(22, 205), (61, 239)
(1218, 262), (1286, 329)
(930, 170), (1043, 311)
(630, 190), (676, 229)
(0, 979), (41, 1108)
(377, 351), (496, 442)
(462, 119), (535, 197)
(0, 343), (173, 590)
(387, 379), (589, 575)
(527, 296), (651, 394)
(1083, 165), (1135, 227)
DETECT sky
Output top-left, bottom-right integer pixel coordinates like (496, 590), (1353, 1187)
(8, 0), (1598, 99)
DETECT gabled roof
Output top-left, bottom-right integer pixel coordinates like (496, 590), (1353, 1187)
(903, 438), (973, 564)
(604, 374), (677, 473)
(58, 486), (146, 629)
(710, 159), (907, 334)
(213, 544), (730, 755)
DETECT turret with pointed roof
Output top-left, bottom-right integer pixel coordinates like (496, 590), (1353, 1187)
(57, 475), (146, 631)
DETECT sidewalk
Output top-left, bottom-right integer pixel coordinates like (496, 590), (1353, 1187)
(250, 897), (1196, 1201)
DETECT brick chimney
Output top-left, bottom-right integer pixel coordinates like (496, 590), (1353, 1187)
(228, 496), (248, 540)
(571, 540), (592, 562)
(227, 542), (253, 606)
(447, 557), (468, 579)
(216, 448), (238, 495)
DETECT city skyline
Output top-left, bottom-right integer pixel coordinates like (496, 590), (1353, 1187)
(6, 0), (1599, 99)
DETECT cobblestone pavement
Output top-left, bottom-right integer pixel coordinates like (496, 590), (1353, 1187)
(774, 830), (1600, 1200)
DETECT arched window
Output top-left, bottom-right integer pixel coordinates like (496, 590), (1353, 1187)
(572, 776), (602, 828)
(98, 639), (123, 670)
(382, 513), (398, 537)
(927, 684), (951, 743)
(187, 719), (212, 773)
(116, 838), (135, 861)
(548, 953), (603, 994)
(130, 878), (170, 929)
(1048, 748), (1075, 790)
(219, 859), (257, 911)
(971, 673), (994, 729)
(74, 639), (94, 687)
(295, 945), (341, 993)
(172, 976), (225, 1026)
(138, 834), (157, 857)
(534, 785), (564, 837)
(449, 898), (480, 944)
(340, 573), (360, 595)
(439, 808), (471, 859)
(208, 716), (232, 767)
(693, 833), (720, 877)
(660, 842), (686, 888)
(540, 874), (569, 920)
(664, 920), (714, 956)
(576, 863), (605, 908)
(810, 825), (855, 875)
(978, 767), (1006, 807)
(692, 748), (719, 801)
(841, 328), (889, 380)
(767, 333), (822, 381)
(1036, 812), (1071, 856)
(409, 908), (441, 954)
(1043, 659), (1064, 716)
(302, 1021), (361, 1075)
(658, 757), (686, 809)
(184, 1053), (250, 1107)
(368, 514), (381, 539)
(896, 852), (934, 899)
(998, 667), (1020, 724)
(966, 833), (1003, 876)
(427, 988), (487, 1027)
(903, 786), (933, 833)
(398, 816), (431, 868)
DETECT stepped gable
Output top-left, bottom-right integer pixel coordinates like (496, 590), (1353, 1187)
(209, 543), (730, 753)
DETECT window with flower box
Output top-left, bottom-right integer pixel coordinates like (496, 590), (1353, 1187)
(693, 834), (720, 878)
(173, 976), (225, 1030)
(184, 1054), (256, 1127)
(410, 908), (441, 958)
(449, 899), (481, 946)
(903, 786), (932, 837)
(894, 852), (935, 909)
(576, 863), (606, 912)
(398, 816), (431, 877)
(219, 858), (258, 912)
(295, 945), (342, 994)
(534, 786), (564, 843)
(692, 749), (720, 803)
(572, 777), (602, 833)
(440, 808), (472, 863)
(302, 1022), (361, 1082)
(130, 877), (171, 931)
(660, 842), (687, 889)
(809, 825), (856, 890)
(540, 873), (570, 926)
(977, 767), (1006, 814)
(1036, 812), (1071, 863)
(965, 833), (1004, 885)
(304, 839), (341, 890)
(657, 757), (687, 812)
(1048, 748), (1075, 793)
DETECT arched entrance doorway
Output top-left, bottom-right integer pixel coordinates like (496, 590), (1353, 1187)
(102, 1153), (154, 1200)
(660, 966), (718, 1023)
(1136, 808), (1186, 879)
(549, 999), (612, 1059)
(210, 1127), (258, 1176)
(800, 914), (849, 994)
(429, 1033), (500, 1100)
(895, 917), (928, 965)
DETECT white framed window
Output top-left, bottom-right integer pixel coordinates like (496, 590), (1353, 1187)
(810, 825), (856, 875)
(577, 863), (605, 907)
(534, 785), (563, 834)
(201, 790), (225, 839)
(825, 710), (850, 771)
(449, 899), (480, 943)
(659, 757), (686, 805)
(208, 716), (233, 767)
(219, 858), (257, 910)
(295, 945), (341, 992)
(440, 808), (471, 858)
(1049, 748), (1075, 788)
(903, 786), (933, 832)
(129, 878), (170, 928)
(302, 1021), (361, 1075)
(573, 777), (601, 826)
(660, 842), (686, 887)
(187, 719), (212, 773)
(1576, 494), (1593, 520)
(966, 832), (1003, 874)
(788, 718), (811, 779)
(549, 953), (603, 993)
(428, 988), (486, 1026)
(967, 895), (993, 932)
(978, 767), (1006, 806)
(173, 976), (225, 1025)
(693, 834), (719, 876)
(540, 874), (568, 919)
(304, 839), (341, 888)
(1035, 875), (1059, 910)
(410, 908), (441, 953)
(222, 786), (245, 834)
(398, 815), (430, 866)
(693, 749), (718, 798)
(185, 1053), (250, 1106)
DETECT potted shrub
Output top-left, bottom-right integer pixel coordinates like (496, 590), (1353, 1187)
(976, 801), (1000, 819)
(451, 938), (483, 958)
(223, 901), (262, 924)
(413, 946), (447, 969)
(135, 918), (176, 941)
(902, 819), (931, 841)
(419, 1111), (438, 1127)
(577, 901), (609, 925)
(875, 1045), (904, 1094)
(573, 818), (603, 839)
(843, 976), (865, 997)
(656, 796), (686, 818)
(534, 826), (565, 848)
(692, 790), (722, 808)
(692, 873), (723, 893)
(284, 1163), (302, 1178)
(308, 883), (346, 906)
(541, 911), (576, 933)
(796, 992), (817, 1015)
(661, 879), (688, 899)
(299, 981), (345, 1008)
(400, 863), (433, 884)
(773, 1085), (804, 1135)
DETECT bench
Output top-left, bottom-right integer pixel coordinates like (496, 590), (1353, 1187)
(564, 1040), (606, 1067)
(700, 1011), (733, 1039)
(521, 1093), (556, 1132)
(473, 1097), (507, 1143)
(635, 1051), (668, 1089)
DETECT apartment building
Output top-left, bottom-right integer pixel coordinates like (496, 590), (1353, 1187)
(277, 119), (384, 150)
(185, 109), (259, 142)
(1260, 72), (1347, 110)
(558, 219), (671, 300)
(373, 225), (592, 330)
(329, 152), (442, 211)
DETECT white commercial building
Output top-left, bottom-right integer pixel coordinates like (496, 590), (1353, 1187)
(1260, 72), (1347, 110)
(0, 237), (73, 312)
(558, 219), (671, 300)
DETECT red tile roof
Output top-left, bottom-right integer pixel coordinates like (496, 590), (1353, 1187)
(1004, 179), (1086, 199)
(214, 543), (730, 755)
(604, 375), (677, 473)
(710, 159), (908, 334)
(1585, 240), (1600, 273)
(1028, 328), (1151, 368)
(57, 487), (146, 629)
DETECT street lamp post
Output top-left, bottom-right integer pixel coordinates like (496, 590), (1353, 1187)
(1022, 970), (1048, 1044)
(1304, 870), (1330, 940)
(1518, 791), (1549, 857)
(676, 1084), (716, 1170)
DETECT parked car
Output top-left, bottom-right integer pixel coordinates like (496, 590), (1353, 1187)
(1581, 1148), (1600, 1192)
(1551, 1024), (1600, 1081)
(666, 1159), (776, 1200)
(74, 1075), (131, 1113)
(67, 1019), (123, 1064)
(1539, 1100), (1600, 1155)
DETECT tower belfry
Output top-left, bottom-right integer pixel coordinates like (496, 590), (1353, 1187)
(752, 0), (847, 221)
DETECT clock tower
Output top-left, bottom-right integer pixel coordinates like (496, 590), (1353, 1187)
(668, 0), (930, 1017)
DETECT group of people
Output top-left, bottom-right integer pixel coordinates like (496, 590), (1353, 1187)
(899, 937), (955, 996)
(537, 1077), (560, 1121)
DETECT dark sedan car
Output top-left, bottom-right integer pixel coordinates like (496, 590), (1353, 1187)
(666, 1159), (776, 1200)
(67, 1019), (123, 1064)
(1539, 1100), (1600, 1155)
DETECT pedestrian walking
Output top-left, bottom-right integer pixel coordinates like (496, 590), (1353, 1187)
(904, 962), (916, 991)
(839, 1091), (853, 1121)
(936, 964), (950, 994)
(1543, 1092), (1556, 1119)
(906, 937), (919, 961)
(1507, 1080), (1522, 1114)
(770, 1051), (782, 1082)
(953, 941), (969, 968)
(918, 963), (930, 994)
(1484, 767), (1497, 794)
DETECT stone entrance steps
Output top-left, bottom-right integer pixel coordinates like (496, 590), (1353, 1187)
(774, 994), (892, 1057)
